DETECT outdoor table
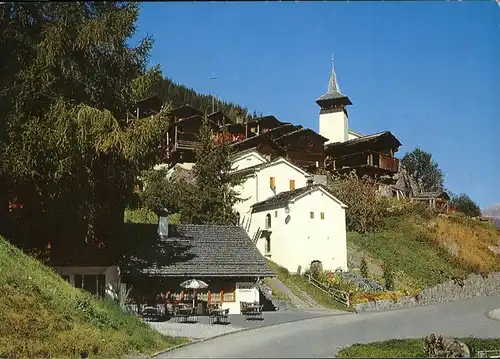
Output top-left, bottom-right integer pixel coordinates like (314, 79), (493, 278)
(178, 306), (197, 323)
(243, 304), (263, 320)
(209, 308), (229, 325)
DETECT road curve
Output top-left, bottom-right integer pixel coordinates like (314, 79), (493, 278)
(161, 295), (500, 358)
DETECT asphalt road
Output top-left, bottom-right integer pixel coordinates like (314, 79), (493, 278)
(161, 295), (500, 358)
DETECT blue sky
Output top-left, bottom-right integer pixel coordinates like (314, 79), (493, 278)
(133, 2), (500, 210)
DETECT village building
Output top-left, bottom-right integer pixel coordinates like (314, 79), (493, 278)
(324, 131), (402, 185)
(50, 243), (124, 299)
(248, 184), (348, 274)
(274, 127), (329, 173)
(230, 154), (315, 231)
(120, 220), (274, 315)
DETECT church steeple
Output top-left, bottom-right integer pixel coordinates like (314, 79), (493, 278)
(316, 55), (352, 109)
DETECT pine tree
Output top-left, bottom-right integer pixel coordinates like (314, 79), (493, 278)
(382, 263), (395, 291)
(190, 121), (242, 225)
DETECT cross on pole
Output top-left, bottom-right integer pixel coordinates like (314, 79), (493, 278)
(209, 73), (219, 113)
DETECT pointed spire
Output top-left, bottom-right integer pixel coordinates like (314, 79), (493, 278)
(316, 55), (352, 108)
(328, 54), (341, 95)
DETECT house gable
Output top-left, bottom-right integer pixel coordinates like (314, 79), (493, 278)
(231, 149), (268, 171)
(256, 157), (311, 178)
(291, 185), (347, 208)
(251, 184), (346, 213)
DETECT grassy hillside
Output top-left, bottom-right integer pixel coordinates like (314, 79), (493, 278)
(347, 212), (500, 290)
(0, 237), (186, 358)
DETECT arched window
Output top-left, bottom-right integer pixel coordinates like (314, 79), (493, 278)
(236, 212), (241, 225)
(265, 213), (272, 229)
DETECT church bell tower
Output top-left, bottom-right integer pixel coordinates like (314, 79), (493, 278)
(316, 56), (352, 144)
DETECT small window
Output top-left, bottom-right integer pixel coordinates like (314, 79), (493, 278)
(310, 211), (315, 219)
(289, 179), (295, 190)
(270, 177), (276, 189)
(265, 237), (271, 254)
(320, 212), (325, 220)
(265, 213), (272, 229)
(274, 210), (278, 218)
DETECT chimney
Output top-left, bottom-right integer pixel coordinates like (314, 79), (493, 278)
(157, 208), (169, 237)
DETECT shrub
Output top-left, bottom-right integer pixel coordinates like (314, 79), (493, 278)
(382, 263), (395, 291)
(310, 261), (323, 279)
(360, 258), (369, 278)
(450, 193), (481, 218)
(328, 172), (389, 233)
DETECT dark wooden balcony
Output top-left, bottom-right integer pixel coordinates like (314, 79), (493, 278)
(327, 151), (399, 173)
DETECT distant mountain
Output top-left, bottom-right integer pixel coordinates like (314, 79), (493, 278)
(483, 204), (500, 227)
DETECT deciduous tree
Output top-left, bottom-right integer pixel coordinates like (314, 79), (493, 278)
(401, 148), (444, 192)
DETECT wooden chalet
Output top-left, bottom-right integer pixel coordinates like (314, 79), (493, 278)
(127, 95), (163, 122)
(166, 112), (219, 163)
(274, 128), (328, 172)
(230, 134), (286, 161)
(207, 110), (233, 127)
(245, 115), (283, 135)
(264, 123), (302, 140)
(324, 131), (401, 183)
(218, 123), (255, 144)
(170, 104), (203, 121)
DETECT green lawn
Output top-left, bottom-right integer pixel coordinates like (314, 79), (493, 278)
(0, 236), (188, 358)
(337, 338), (500, 358)
(266, 260), (354, 312)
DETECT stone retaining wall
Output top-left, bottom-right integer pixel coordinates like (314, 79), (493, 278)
(355, 272), (500, 313)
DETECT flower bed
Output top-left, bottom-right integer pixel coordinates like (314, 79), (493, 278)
(305, 268), (421, 307)
(350, 289), (420, 305)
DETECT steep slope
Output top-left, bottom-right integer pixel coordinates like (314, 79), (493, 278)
(347, 213), (500, 290)
(0, 237), (185, 358)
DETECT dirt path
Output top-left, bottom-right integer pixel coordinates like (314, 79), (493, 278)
(266, 277), (322, 309)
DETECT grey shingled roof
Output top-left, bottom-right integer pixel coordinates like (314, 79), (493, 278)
(251, 184), (344, 211)
(121, 223), (275, 278)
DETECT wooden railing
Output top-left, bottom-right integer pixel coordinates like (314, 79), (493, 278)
(328, 151), (399, 173)
(378, 153), (399, 172)
(307, 274), (350, 307)
(175, 139), (201, 150)
(168, 291), (235, 302)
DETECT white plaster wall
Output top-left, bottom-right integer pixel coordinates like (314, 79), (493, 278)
(250, 189), (347, 274)
(251, 207), (289, 266)
(290, 190), (348, 272)
(257, 162), (309, 201)
(218, 282), (259, 315)
(319, 109), (348, 144)
(233, 160), (311, 235)
(233, 175), (257, 231)
(231, 152), (267, 171)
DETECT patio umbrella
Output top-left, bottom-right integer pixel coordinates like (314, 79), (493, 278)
(180, 279), (209, 308)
